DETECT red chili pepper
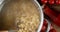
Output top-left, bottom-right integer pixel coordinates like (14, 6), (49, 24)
(41, 0), (55, 4)
(41, 19), (48, 32)
(41, 25), (46, 32)
(44, 6), (60, 27)
(49, 24), (56, 32)
(43, 19), (48, 26)
(41, 0), (48, 4)
(44, 6), (57, 19)
(49, 29), (56, 32)
(56, 0), (60, 5)
(40, 0), (60, 5)
(49, 0), (54, 4)
(53, 14), (60, 26)
(50, 25), (53, 30)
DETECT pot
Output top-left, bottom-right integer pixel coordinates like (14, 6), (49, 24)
(0, 0), (44, 32)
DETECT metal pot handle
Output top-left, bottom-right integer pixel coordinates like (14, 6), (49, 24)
(0, 0), (4, 5)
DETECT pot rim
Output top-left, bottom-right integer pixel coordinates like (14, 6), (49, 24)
(33, 0), (44, 32)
